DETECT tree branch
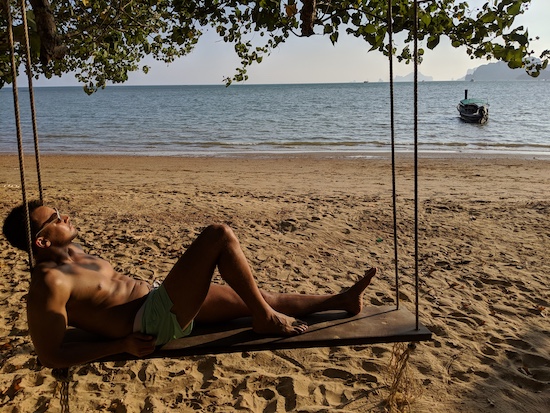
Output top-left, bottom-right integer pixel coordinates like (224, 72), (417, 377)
(300, 0), (316, 36)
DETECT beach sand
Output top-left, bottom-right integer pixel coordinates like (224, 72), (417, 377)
(0, 154), (549, 412)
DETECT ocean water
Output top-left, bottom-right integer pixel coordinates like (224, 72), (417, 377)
(1, 81), (549, 157)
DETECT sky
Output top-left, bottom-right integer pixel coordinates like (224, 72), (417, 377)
(32, 1), (550, 87)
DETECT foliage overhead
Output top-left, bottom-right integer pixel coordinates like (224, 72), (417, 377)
(1, 0), (548, 93)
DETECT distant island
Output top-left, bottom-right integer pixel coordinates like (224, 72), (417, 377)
(393, 72), (434, 82)
(392, 61), (549, 82)
(463, 61), (550, 81)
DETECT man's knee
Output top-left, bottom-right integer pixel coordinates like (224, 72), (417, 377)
(202, 223), (237, 245)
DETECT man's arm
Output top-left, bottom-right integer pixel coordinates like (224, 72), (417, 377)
(27, 270), (156, 368)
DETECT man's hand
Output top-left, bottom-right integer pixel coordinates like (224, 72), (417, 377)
(122, 333), (157, 357)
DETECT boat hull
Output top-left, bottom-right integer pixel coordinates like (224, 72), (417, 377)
(457, 99), (489, 124)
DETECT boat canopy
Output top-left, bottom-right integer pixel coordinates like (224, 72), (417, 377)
(460, 98), (489, 106)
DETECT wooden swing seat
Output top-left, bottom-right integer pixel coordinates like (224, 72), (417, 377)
(86, 305), (431, 361)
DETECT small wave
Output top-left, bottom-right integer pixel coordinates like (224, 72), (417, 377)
(185, 140), (374, 148)
(471, 142), (550, 149)
(420, 142), (469, 147)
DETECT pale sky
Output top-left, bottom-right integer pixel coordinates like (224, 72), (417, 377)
(33, 1), (550, 87)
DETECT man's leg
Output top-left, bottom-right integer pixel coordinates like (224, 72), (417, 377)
(196, 267), (377, 323)
(162, 224), (307, 336)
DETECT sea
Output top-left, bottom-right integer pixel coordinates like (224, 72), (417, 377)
(1, 81), (549, 157)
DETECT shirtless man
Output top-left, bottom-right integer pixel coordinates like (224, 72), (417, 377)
(2, 201), (376, 369)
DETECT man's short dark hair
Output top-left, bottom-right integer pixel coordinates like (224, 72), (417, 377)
(3, 200), (43, 252)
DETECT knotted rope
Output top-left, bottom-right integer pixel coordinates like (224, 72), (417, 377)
(52, 368), (72, 413)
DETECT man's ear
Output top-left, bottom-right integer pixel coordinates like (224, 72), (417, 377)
(34, 237), (51, 249)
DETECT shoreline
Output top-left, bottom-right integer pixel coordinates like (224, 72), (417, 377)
(2, 150), (550, 161)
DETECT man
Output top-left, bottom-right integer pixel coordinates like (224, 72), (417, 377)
(3, 201), (376, 369)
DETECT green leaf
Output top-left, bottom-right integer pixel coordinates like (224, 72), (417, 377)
(427, 35), (440, 49)
(421, 14), (431, 26)
(507, 2), (522, 16)
(364, 24), (376, 34)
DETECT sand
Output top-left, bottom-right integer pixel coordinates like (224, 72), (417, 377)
(0, 153), (549, 412)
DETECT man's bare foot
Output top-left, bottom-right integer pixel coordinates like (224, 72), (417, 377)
(341, 267), (377, 315)
(252, 310), (309, 336)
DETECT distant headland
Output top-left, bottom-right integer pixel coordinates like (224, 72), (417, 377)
(463, 61), (550, 81)
(394, 61), (549, 82)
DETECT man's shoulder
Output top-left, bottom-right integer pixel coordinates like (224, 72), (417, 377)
(30, 262), (72, 294)
(32, 260), (65, 276)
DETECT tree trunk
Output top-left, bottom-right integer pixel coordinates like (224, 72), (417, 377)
(28, 0), (66, 64)
(300, 0), (316, 37)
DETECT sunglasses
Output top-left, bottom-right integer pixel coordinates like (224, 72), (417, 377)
(35, 208), (62, 238)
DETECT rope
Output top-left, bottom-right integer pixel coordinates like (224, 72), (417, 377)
(388, 0), (421, 328)
(20, 0), (44, 202)
(413, 0), (420, 330)
(52, 368), (72, 412)
(6, 0), (34, 268)
(387, 0), (400, 310)
(385, 342), (418, 412)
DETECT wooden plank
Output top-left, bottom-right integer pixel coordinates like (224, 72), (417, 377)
(152, 305), (431, 358)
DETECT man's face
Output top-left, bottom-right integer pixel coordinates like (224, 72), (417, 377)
(31, 206), (77, 246)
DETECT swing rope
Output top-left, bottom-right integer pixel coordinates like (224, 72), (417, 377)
(6, 0), (45, 269)
(387, 0), (400, 311)
(6, 0), (34, 269)
(20, 0), (45, 203)
(413, 0), (420, 331)
(388, 0), (421, 329)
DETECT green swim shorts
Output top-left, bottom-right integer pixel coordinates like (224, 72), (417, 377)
(137, 284), (193, 345)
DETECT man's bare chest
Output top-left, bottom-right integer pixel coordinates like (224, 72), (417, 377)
(62, 256), (129, 304)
